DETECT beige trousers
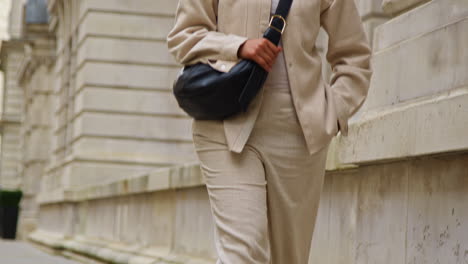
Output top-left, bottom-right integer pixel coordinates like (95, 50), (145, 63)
(192, 73), (330, 264)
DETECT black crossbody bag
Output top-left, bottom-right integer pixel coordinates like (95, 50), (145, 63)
(173, 0), (293, 120)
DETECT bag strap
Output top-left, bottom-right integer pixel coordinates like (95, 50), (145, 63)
(263, 0), (293, 46)
(236, 0), (294, 109)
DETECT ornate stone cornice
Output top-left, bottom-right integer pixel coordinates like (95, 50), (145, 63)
(0, 39), (27, 71)
(17, 23), (56, 85)
(17, 41), (56, 85)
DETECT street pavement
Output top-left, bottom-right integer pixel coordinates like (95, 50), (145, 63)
(0, 239), (80, 264)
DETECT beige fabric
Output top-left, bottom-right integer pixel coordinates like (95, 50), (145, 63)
(192, 60), (329, 263)
(167, 0), (373, 155)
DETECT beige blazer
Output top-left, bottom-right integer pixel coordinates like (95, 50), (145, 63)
(167, 0), (372, 155)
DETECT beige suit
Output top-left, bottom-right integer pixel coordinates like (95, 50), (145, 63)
(167, 0), (372, 263)
(167, 0), (372, 155)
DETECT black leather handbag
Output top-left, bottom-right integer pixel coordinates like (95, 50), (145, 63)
(173, 0), (293, 120)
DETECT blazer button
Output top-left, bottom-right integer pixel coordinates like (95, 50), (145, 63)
(288, 63), (293, 68)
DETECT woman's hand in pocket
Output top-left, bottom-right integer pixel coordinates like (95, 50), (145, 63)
(237, 38), (282, 72)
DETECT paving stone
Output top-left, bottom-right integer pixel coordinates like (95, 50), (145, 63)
(0, 240), (80, 264)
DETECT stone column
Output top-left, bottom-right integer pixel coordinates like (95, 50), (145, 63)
(0, 0), (27, 190)
(0, 41), (24, 190)
(16, 21), (55, 239)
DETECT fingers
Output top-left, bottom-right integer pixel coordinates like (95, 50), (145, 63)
(262, 40), (277, 60)
(255, 39), (281, 72)
(260, 39), (281, 61)
(264, 39), (281, 55)
(255, 55), (271, 72)
(257, 50), (274, 71)
(237, 38), (282, 72)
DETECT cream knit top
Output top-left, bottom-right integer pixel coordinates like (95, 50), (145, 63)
(272, 0), (280, 12)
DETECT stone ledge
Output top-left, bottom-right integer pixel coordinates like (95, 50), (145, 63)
(375, 0), (468, 52)
(325, 137), (359, 171)
(38, 163), (204, 205)
(29, 229), (213, 264)
(0, 113), (22, 125)
(366, 8), (468, 113)
(336, 87), (468, 164)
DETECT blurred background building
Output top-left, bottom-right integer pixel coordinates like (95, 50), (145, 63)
(0, 0), (466, 263)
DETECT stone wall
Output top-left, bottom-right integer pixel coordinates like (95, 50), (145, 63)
(30, 151), (468, 264)
(310, 153), (468, 263)
(341, 0), (468, 164)
(311, 1), (468, 263)
(33, 164), (217, 264)
(0, 0), (464, 263)
(44, 0), (195, 193)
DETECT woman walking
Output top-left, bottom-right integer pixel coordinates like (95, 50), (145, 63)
(167, 0), (372, 263)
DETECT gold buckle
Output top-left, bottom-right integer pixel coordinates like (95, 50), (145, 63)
(268, 15), (287, 34)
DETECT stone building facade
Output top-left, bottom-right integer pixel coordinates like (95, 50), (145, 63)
(0, 0), (467, 263)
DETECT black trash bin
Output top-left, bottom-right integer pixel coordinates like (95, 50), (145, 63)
(0, 190), (23, 239)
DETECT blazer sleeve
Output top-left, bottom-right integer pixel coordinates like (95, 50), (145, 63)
(320, 0), (373, 136)
(166, 0), (249, 65)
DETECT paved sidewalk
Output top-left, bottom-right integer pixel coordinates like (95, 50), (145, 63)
(0, 239), (80, 264)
